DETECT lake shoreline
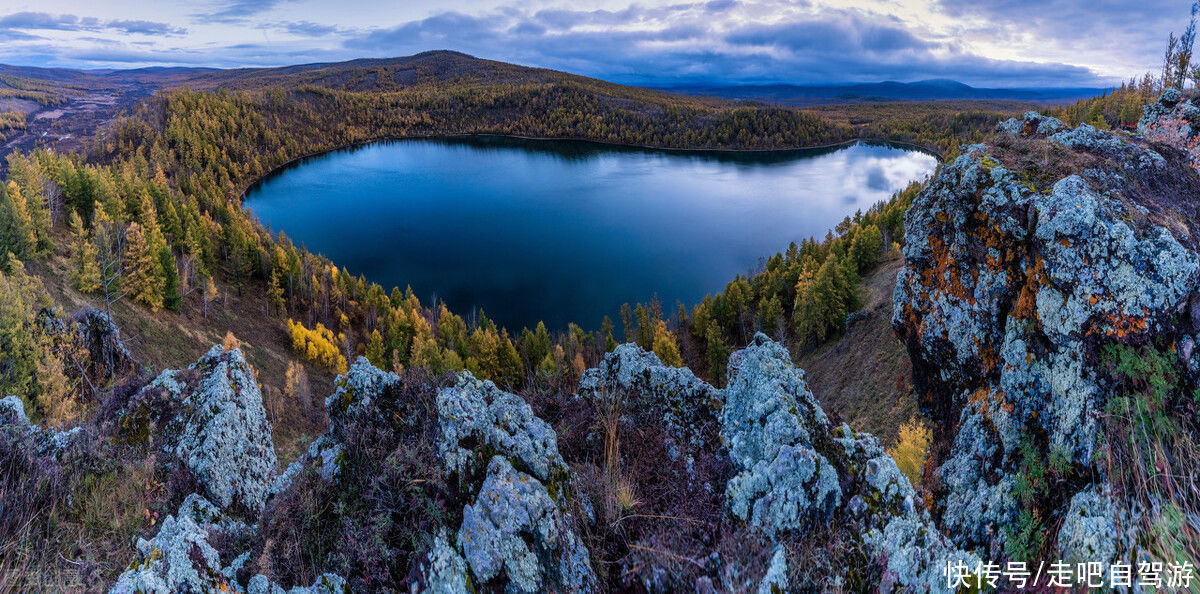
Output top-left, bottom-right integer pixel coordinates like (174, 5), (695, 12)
(237, 133), (943, 201)
(242, 139), (938, 331)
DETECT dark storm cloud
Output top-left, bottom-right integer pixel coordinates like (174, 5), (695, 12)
(726, 16), (933, 53)
(341, 3), (1108, 87)
(0, 0), (1120, 87)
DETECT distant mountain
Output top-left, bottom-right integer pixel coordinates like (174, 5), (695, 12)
(657, 79), (1109, 106)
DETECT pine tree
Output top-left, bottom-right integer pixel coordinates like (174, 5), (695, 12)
(159, 247), (182, 311)
(123, 222), (164, 311)
(705, 323), (730, 385)
(68, 210), (100, 293)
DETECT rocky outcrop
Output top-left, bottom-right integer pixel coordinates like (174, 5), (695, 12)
(118, 346), (278, 516)
(719, 335), (978, 591)
(0, 395), (83, 455)
(430, 372), (596, 592)
(579, 343), (722, 450)
(111, 494), (344, 594)
(276, 360), (596, 593)
(895, 107), (1200, 568)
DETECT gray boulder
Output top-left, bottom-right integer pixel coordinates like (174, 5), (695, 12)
(579, 343), (722, 450)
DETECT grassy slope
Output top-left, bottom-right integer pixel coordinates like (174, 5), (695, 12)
(797, 259), (917, 445)
(27, 229), (331, 463)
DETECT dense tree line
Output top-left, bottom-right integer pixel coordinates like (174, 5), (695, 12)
(814, 101), (1024, 158)
(0, 75), (944, 397)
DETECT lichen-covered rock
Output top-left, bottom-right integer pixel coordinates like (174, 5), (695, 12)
(721, 335), (839, 535)
(325, 356), (401, 440)
(722, 334), (828, 470)
(1056, 486), (1129, 568)
(118, 346), (278, 516)
(409, 533), (472, 593)
(898, 109), (1200, 568)
(244, 573), (347, 594)
(578, 343), (722, 449)
(456, 456), (594, 593)
(112, 493), (347, 594)
(72, 307), (138, 384)
(431, 373), (597, 592)
(0, 394), (83, 456)
(717, 337), (977, 591)
(437, 371), (566, 483)
(111, 494), (250, 593)
(179, 347), (278, 515)
(756, 547), (788, 594)
(725, 443), (840, 537)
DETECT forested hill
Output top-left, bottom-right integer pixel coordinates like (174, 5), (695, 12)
(1, 51), (859, 158)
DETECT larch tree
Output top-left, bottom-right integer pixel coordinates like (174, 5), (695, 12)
(123, 222), (164, 311)
(651, 319), (683, 367)
(0, 181), (37, 262)
(68, 210), (100, 293)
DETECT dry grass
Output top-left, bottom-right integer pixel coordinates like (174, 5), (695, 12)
(797, 260), (917, 445)
(25, 230), (331, 464)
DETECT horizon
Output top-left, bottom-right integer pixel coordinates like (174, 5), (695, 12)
(0, 51), (1117, 91)
(0, 1), (1188, 88)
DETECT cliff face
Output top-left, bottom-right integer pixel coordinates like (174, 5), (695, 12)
(896, 102), (1200, 569)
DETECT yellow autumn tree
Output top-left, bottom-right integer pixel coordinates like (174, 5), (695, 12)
(887, 417), (932, 486)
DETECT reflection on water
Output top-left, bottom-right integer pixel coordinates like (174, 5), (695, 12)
(244, 137), (937, 331)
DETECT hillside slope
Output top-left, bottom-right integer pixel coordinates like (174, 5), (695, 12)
(4, 95), (1198, 591)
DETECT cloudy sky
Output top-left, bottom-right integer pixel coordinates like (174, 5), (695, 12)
(0, 0), (1189, 87)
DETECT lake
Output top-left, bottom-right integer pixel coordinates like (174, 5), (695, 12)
(243, 137), (937, 331)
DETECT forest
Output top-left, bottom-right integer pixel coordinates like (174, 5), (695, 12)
(0, 56), (1021, 433)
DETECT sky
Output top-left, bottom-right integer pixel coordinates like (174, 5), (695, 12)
(0, 0), (1190, 87)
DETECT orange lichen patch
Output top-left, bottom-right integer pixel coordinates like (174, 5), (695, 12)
(1104, 311), (1149, 340)
(921, 234), (977, 305)
(972, 337), (1002, 375)
(1011, 254), (1047, 324)
(1059, 238), (1071, 248)
(967, 386), (1012, 422)
(935, 211), (950, 223)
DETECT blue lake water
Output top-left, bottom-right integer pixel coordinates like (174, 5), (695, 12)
(243, 137), (937, 331)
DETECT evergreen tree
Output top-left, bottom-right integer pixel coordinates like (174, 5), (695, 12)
(365, 329), (387, 368)
(705, 323), (730, 385)
(652, 319), (683, 367)
(159, 247), (182, 311)
(267, 269), (286, 315)
(601, 316), (617, 352)
(124, 222), (164, 311)
(68, 210), (100, 293)
(498, 329), (523, 388)
(0, 181), (36, 262)
(850, 224), (883, 273)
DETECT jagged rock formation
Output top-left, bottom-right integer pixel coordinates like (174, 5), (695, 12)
(0, 394), (83, 455)
(896, 106), (1200, 570)
(578, 343), (723, 450)
(719, 335), (977, 590)
(118, 346), (279, 516)
(111, 493), (344, 594)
